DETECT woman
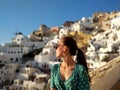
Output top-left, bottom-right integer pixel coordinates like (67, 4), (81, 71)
(50, 36), (90, 90)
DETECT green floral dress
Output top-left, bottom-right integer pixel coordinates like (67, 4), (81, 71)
(50, 63), (90, 90)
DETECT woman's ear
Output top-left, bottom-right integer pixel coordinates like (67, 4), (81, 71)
(63, 46), (68, 52)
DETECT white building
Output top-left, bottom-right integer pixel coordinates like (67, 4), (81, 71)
(111, 16), (120, 29)
(0, 63), (18, 83)
(59, 27), (70, 38)
(0, 32), (47, 64)
(12, 32), (45, 49)
(9, 65), (50, 90)
(0, 43), (30, 64)
(34, 36), (60, 70)
(111, 16), (120, 41)
(0, 32), (47, 89)
(71, 17), (93, 32)
(86, 16), (120, 70)
(10, 73), (49, 90)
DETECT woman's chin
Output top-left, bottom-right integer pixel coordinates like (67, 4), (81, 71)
(56, 54), (62, 58)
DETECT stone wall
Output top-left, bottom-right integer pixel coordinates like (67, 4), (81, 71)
(90, 56), (120, 90)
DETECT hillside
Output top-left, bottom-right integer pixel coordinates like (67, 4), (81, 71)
(32, 11), (120, 50)
(68, 31), (92, 48)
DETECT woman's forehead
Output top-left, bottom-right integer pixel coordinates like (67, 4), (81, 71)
(58, 39), (64, 44)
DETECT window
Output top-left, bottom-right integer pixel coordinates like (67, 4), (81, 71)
(10, 58), (13, 61)
(16, 58), (18, 62)
(7, 71), (9, 73)
(87, 19), (89, 22)
(20, 80), (23, 84)
(106, 24), (109, 26)
(4, 61), (7, 63)
(20, 87), (22, 90)
(15, 82), (17, 84)
(27, 70), (29, 73)
(5, 65), (9, 69)
(10, 65), (12, 68)
(4, 73), (6, 76)
(26, 84), (28, 87)
(1, 71), (3, 74)
(21, 38), (24, 41)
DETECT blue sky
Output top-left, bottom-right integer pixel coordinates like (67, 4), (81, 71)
(0, 0), (120, 44)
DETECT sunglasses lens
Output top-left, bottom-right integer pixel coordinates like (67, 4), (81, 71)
(55, 44), (58, 49)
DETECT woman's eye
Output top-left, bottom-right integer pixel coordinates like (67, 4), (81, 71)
(55, 44), (58, 49)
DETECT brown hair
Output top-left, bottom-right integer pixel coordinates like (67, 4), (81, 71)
(61, 36), (88, 72)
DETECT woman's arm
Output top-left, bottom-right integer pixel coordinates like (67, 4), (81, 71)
(50, 65), (57, 90)
(50, 88), (57, 90)
(77, 66), (90, 90)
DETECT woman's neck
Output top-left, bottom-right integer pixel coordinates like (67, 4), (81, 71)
(61, 55), (75, 68)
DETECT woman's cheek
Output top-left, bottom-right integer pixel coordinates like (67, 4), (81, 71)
(56, 48), (62, 57)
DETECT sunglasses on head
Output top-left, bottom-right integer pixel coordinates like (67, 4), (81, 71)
(55, 44), (65, 49)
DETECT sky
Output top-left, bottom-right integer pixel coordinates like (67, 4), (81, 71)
(0, 0), (120, 44)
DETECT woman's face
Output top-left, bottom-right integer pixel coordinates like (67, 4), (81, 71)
(56, 39), (65, 57)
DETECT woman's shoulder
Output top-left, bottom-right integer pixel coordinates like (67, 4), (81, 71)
(53, 63), (59, 68)
(76, 63), (86, 71)
(51, 64), (60, 71)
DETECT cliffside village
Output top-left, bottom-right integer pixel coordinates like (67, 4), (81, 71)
(0, 11), (120, 90)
